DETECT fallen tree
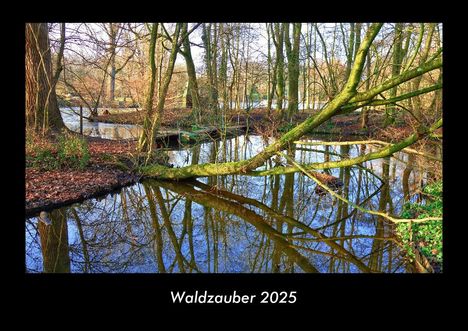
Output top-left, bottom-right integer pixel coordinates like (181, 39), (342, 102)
(138, 23), (442, 180)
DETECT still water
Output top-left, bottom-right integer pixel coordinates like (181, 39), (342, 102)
(60, 107), (142, 140)
(25, 134), (433, 273)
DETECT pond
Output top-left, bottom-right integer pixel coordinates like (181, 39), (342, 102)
(60, 107), (142, 140)
(25, 133), (437, 273)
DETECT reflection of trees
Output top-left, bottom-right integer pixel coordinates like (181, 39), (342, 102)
(367, 157), (396, 272)
(38, 209), (71, 273)
(153, 179), (319, 272)
(152, 171), (388, 273)
(26, 138), (412, 273)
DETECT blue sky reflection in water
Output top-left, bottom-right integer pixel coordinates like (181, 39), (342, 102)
(25, 134), (429, 273)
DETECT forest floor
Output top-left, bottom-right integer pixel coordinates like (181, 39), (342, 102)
(26, 137), (139, 217)
(26, 108), (441, 216)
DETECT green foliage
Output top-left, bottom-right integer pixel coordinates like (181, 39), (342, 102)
(57, 132), (90, 169)
(27, 132), (90, 170)
(180, 131), (200, 143)
(191, 124), (203, 132)
(26, 148), (59, 170)
(396, 180), (443, 267)
(99, 153), (114, 162)
(279, 122), (295, 133)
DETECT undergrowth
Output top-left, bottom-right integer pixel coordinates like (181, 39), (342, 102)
(396, 180), (443, 269)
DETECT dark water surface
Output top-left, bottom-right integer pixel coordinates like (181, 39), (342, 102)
(25, 133), (437, 273)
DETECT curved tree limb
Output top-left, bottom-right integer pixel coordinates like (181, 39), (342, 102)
(279, 152), (441, 224)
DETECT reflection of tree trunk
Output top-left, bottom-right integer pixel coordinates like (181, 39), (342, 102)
(271, 174), (281, 272)
(187, 178), (375, 273)
(274, 147), (296, 272)
(70, 208), (90, 273)
(186, 146), (200, 270)
(281, 171), (295, 272)
(153, 187), (186, 272)
(120, 189), (136, 247)
(154, 179), (319, 273)
(329, 146), (352, 272)
(38, 209), (70, 273)
(368, 157), (391, 271)
(143, 183), (166, 273)
(403, 153), (415, 201)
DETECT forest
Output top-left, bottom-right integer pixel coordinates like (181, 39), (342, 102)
(25, 22), (442, 273)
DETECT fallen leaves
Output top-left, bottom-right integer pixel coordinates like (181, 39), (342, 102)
(26, 137), (140, 216)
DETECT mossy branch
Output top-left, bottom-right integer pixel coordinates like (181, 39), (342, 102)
(349, 57), (442, 104)
(279, 152), (442, 224)
(249, 118), (442, 176)
(140, 118), (441, 179)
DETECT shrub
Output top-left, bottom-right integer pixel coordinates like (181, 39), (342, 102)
(57, 132), (90, 169)
(27, 131), (90, 170)
(396, 180), (443, 267)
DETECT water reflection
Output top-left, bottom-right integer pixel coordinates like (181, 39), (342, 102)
(25, 134), (433, 273)
(60, 107), (142, 140)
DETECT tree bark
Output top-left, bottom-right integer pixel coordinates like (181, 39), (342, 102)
(26, 23), (66, 133)
(285, 23), (301, 121)
(180, 23), (201, 123)
(273, 23), (285, 113)
(139, 23), (183, 157)
(138, 23), (159, 153)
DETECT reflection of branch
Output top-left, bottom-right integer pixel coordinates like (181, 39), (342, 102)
(178, 179), (377, 273)
(152, 179), (320, 273)
(70, 207), (90, 273)
(288, 235), (397, 242)
(280, 152), (442, 224)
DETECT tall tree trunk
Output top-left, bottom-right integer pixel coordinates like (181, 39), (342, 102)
(202, 23), (219, 114)
(273, 23), (285, 114)
(138, 23), (159, 153)
(108, 23), (120, 103)
(140, 23), (181, 156)
(385, 23), (405, 126)
(411, 23), (436, 123)
(361, 30), (372, 129)
(344, 23), (356, 80)
(180, 23), (201, 123)
(285, 23), (301, 121)
(219, 23), (228, 115)
(26, 23), (66, 133)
